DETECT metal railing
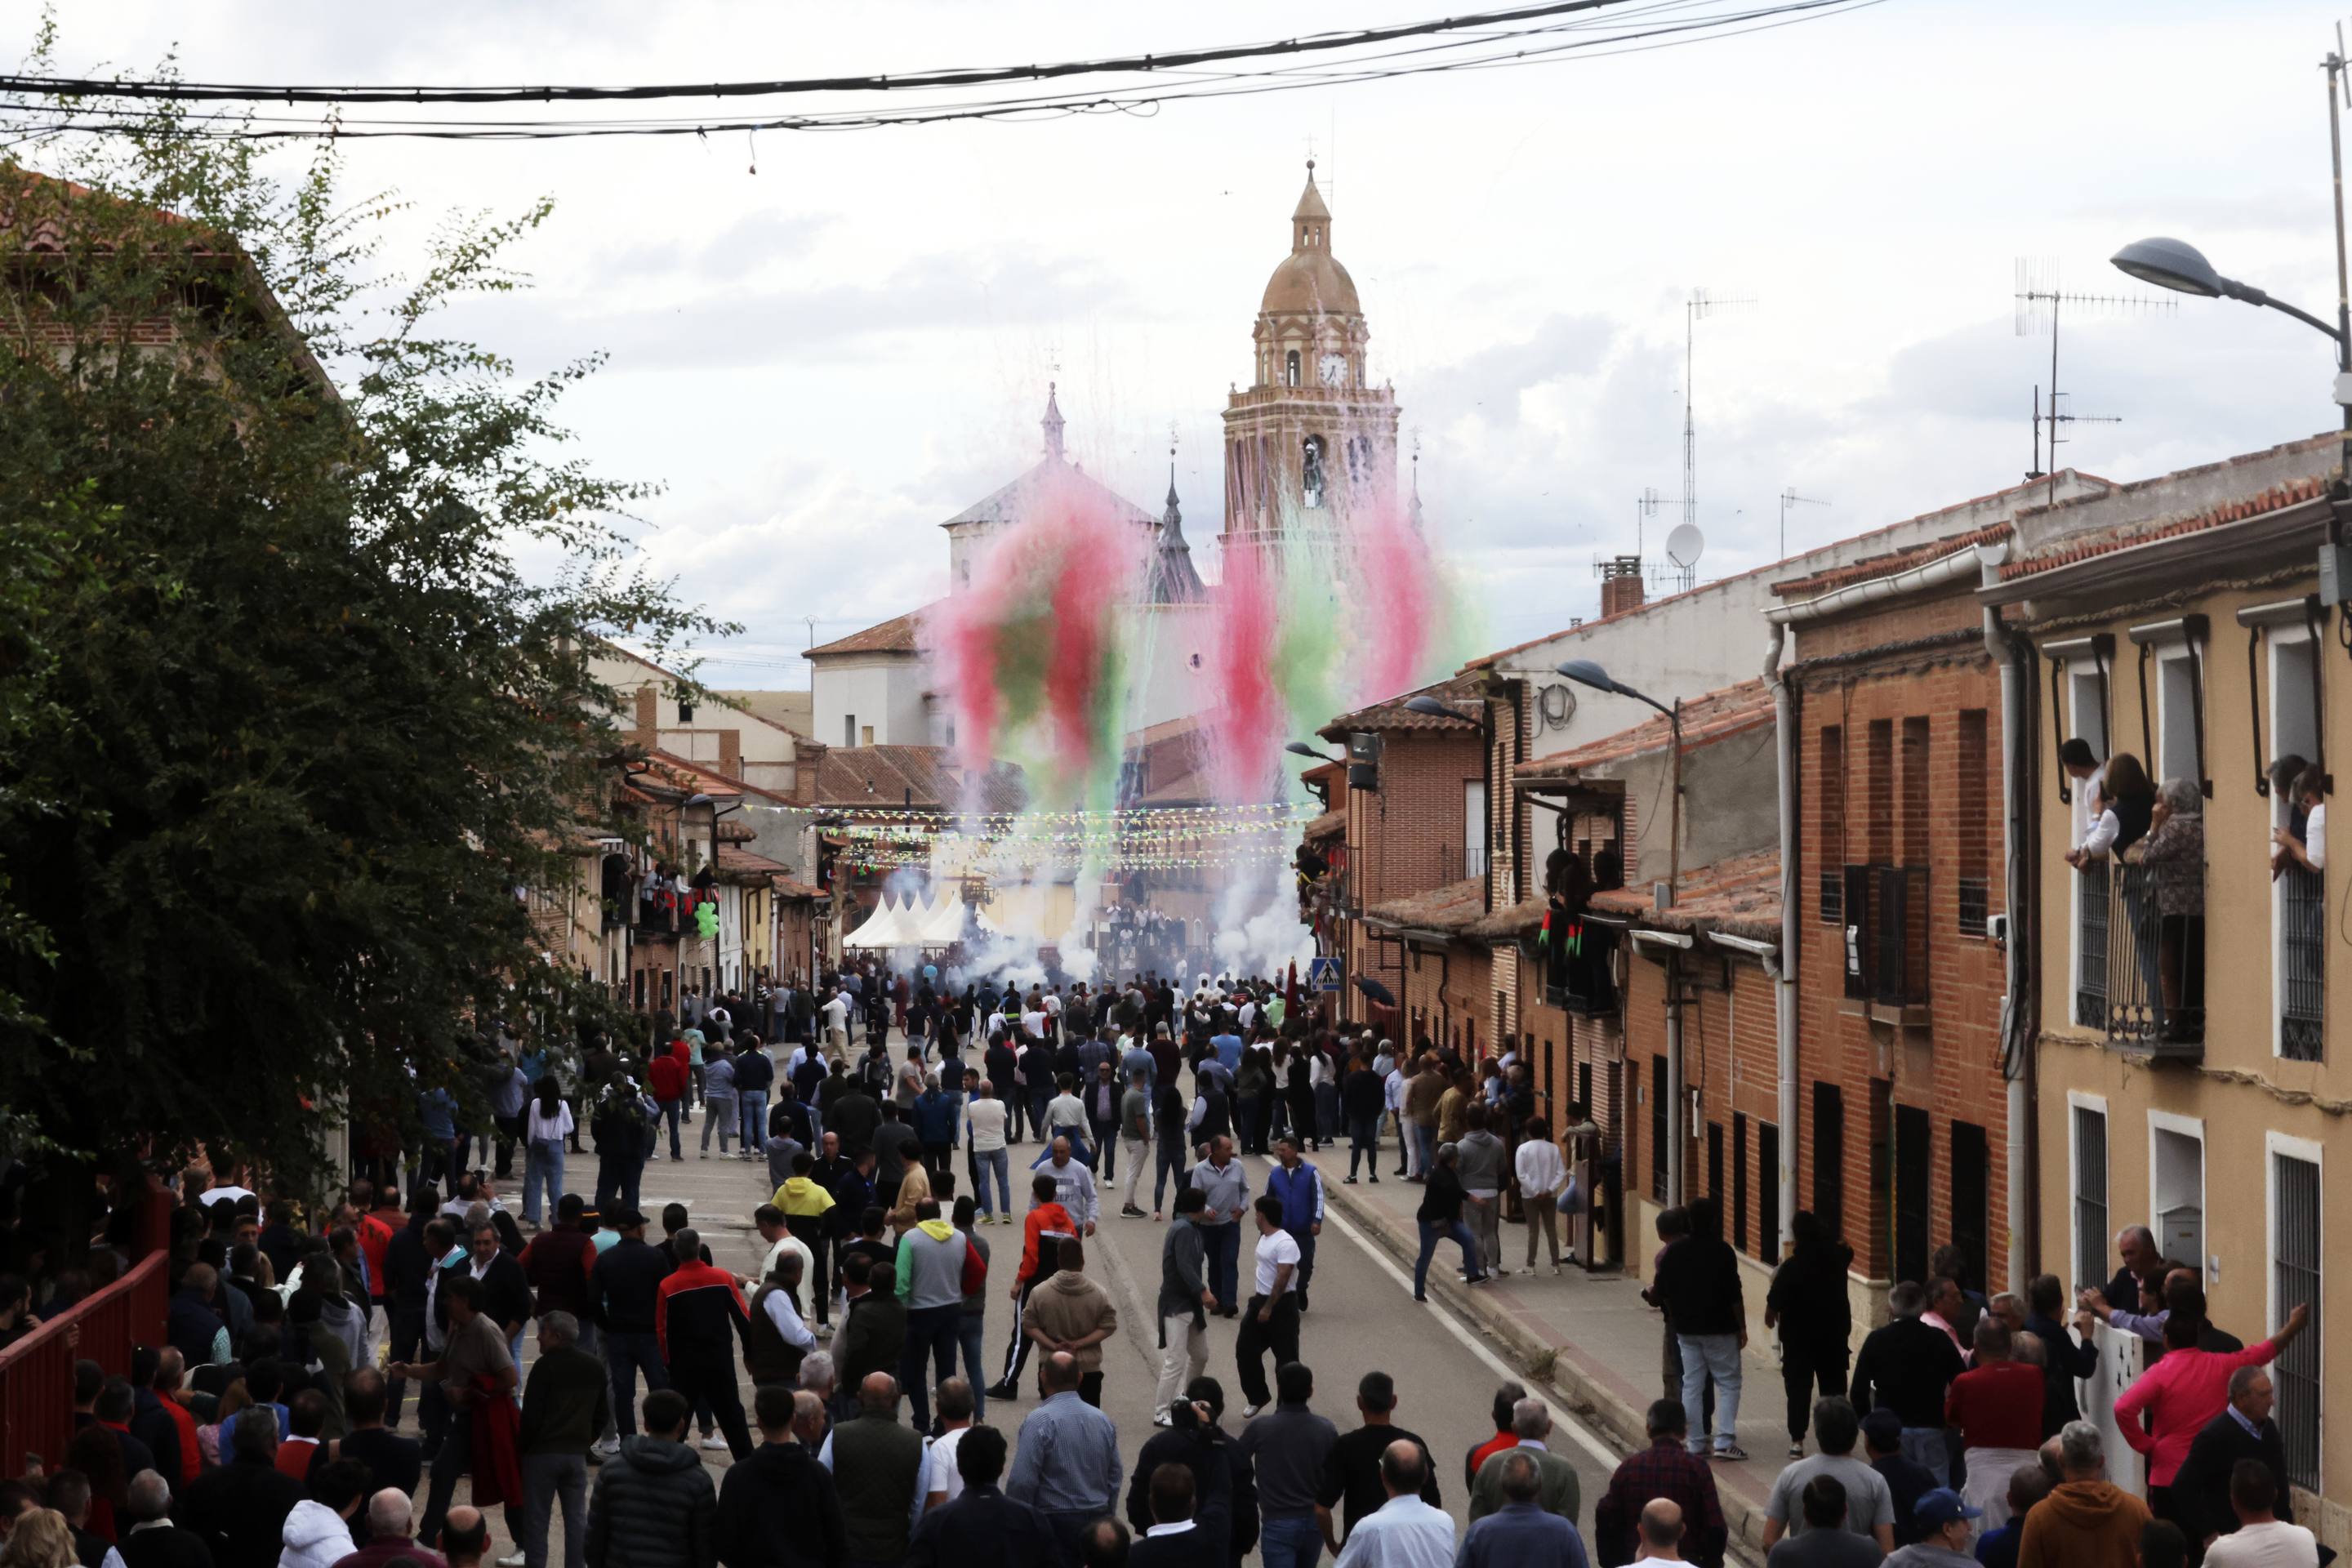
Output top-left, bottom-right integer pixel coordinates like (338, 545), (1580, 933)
(1842, 864), (1928, 1008)
(2093, 862), (2204, 1058)
(2075, 860), (2110, 1030)
(2279, 863), (2324, 1062)
(0, 1253), (167, 1479)
(1438, 844), (1487, 883)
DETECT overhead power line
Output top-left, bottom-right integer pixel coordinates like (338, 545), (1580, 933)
(0, 0), (1887, 141)
(3, 0), (1827, 104)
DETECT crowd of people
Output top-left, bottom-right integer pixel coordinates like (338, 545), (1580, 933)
(0, 960), (2321, 1568)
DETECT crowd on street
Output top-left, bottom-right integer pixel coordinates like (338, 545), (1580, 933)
(0, 964), (2322, 1568)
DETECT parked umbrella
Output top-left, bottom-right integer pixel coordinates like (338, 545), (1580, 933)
(1354, 975), (1396, 1008)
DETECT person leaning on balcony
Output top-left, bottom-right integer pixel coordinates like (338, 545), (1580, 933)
(2069, 753), (2154, 869)
(2270, 767), (2327, 876)
(2059, 739), (2106, 844)
(2129, 779), (2206, 1041)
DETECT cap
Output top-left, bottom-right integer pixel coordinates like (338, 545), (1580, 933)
(604, 1209), (649, 1229)
(1913, 1489), (1982, 1528)
(1860, 1407), (1904, 1447)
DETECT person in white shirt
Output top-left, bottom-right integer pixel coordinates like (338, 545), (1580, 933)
(1042, 1076), (1091, 1164)
(2203, 1460), (2319, 1568)
(751, 1205), (816, 1290)
(1633, 1498), (1688, 1565)
(755, 1253), (817, 1365)
(1335, 1441), (1456, 1568)
(921, 1378), (978, 1512)
(1236, 1195), (1302, 1419)
(819, 991), (849, 1052)
(2274, 769), (2328, 876)
(964, 1081), (1012, 1222)
(1382, 1063), (1412, 1178)
(1022, 1006), (1049, 1042)
(1513, 1116), (1568, 1274)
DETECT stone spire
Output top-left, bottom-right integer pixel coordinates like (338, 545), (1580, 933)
(1144, 457), (1207, 604)
(1041, 381), (1066, 462)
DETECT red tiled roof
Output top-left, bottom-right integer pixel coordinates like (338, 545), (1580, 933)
(1319, 672), (1485, 741)
(773, 879), (825, 901)
(1998, 473), (2332, 581)
(1590, 849), (1782, 942)
(1463, 470), (2112, 670)
(806, 606), (934, 658)
(1516, 679), (1773, 781)
(641, 749), (792, 805)
(815, 745), (1027, 813)
(716, 846), (792, 878)
(1771, 523), (2011, 598)
(1363, 877), (1486, 936)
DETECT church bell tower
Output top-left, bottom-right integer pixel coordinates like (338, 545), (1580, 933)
(1219, 160), (1401, 556)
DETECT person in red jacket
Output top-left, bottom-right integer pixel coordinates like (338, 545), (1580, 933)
(647, 1041), (690, 1162)
(985, 1172), (1074, 1400)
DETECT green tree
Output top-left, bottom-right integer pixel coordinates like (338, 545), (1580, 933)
(0, 41), (729, 1254)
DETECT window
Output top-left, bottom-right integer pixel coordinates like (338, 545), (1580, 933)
(1895, 1104), (1931, 1286)
(1958, 711), (1989, 937)
(2150, 1116), (2204, 1273)
(861, 724), (875, 746)
(677, 699), (695, 724)
(1866, 720), (1895, 864)
(2269, 1141), (2322, 1490)
(1812, 1082), (1846, 1243)
(2071, 1101), (2109, 1295)
(1819, 725), (1845, 925)
(1757, 1123), (1781, 1260)
(1950, 1120), (1989, 1294)
(1707, 1120), (1724, 1205)
(2157, 648), (2200, 787)
(1901, 717), (1931, 868)
(2270, 629), (2323, 1062)
(1733, 1114), (1749, 1254)
(843, 714), (856, 749)
(1285, 349), (1301, 387)
(1463, 782), (1487, 878)
(1650, 1055), (1670, 1202)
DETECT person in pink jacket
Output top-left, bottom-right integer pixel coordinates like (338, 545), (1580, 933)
(2114, 1302), (2309, 1505)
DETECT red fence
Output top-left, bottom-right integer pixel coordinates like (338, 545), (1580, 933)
(0, 1253), (168, 1479)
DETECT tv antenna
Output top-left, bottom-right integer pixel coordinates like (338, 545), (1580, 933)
(2014, 257), (2171, 492)
(1778, 488), (1829, 559)
(1634, 487), (1663, 558)
(1664, 521), (1706, 592)
(1683, 287), (1756, 543)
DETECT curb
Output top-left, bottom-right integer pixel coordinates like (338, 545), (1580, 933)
(1318, 1177), (1777, 1563)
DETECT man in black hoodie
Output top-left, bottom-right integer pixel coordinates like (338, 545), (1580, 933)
(586, 1389), (716, 1568)
(715, 1386), (844, 1568)
(1650, 1197), (1749, 1463)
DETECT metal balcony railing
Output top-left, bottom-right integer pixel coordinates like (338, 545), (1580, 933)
(2075, 860), (2110, 1030)
(2280, 863), (2324, 1062)
(2096, 862), (2204, 1060)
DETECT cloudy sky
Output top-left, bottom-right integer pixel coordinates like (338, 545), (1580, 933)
(46, 1), (2352, 684)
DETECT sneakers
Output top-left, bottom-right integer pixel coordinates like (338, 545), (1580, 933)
(984, 1383), (1018, 1401)
(1713, 1445), (1749, 1463)
(1342, 1176), (1357, 1185)
(591, 1436), (621, 1459)
(699, 1432), (728, 1451)
(1369, 1174), (1379, 1183)
(1241, 1403), (1265, 1419)
(1787, 1442), (1804, 1459)
(497, 1552), (526, 1566)
(1464, 1273), (1491, 1287)
(1152, 1411), (1174, 1428)
(1120, 1205), (1147, 1218)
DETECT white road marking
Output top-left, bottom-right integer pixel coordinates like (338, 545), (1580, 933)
(1319, 1202), (1625, 1471)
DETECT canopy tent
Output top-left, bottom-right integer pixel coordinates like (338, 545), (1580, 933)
(845, 890), (968, 951)
(843, 894), (919, 950)
(914, 893), (969, 946)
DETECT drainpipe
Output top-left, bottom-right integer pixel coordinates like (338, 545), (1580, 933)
(1978, 540), (2034, 1292)
(1763, 618), (1800, 1259)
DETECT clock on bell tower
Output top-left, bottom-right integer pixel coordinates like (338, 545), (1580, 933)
(1220, 159), (1401, 555)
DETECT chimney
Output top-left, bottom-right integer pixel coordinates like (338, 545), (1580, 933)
(633, 685), (658, 745)
(1599, 555), (1646, 619)
(719, 730), (742, 779)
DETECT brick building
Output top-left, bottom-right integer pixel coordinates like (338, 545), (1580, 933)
(1766, 529), (2017, 1318)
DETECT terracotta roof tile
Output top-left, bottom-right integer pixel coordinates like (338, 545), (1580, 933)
(1771, 523), (2011, 598)
(1589, 849), (1782, 942)
(1516, 679), (1773, 781)
(1319, 672), (1486, 740)
(715, 846), (791, 878)
(1998, 472), (2331, 581)
(805, 606), (934, 658)
(1363, 876), (1486, 935)
(815, 745), (1027, 813)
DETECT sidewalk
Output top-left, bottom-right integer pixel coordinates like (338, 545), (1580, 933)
(1311, 1156), (1789, 1557)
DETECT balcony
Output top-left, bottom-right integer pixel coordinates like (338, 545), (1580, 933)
(1438, 844), (1490, 883)
(1842, 863), (1929, 1024)
(2280, 862), (2323, 1062)
(2082, 862), (2205, 1061)
(1542, 915), (1619, 1017)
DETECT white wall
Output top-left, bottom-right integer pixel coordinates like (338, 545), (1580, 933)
(812, 653), (930, 748)
(1129, 604), (1217, 731)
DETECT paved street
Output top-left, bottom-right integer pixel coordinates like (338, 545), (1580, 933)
(433, 1048), (1629, 1565)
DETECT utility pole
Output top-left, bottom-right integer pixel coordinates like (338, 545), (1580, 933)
(1683, 289), (1754, 544)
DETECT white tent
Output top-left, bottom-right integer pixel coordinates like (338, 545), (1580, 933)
(915, 893), (969, 947)
(843, 894), (917, 950)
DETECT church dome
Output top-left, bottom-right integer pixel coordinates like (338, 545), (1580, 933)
(1258, 162), (1361, 318)
(1260, 249), (1361, 318)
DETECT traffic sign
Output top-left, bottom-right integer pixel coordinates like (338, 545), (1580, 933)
(1308, 956), (1342, 993)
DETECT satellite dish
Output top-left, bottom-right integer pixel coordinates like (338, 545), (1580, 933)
(1665, 523), (1705, 570)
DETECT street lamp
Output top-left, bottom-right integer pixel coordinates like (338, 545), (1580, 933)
(1285, 741), (1341, 761)
(1405, 693), (1496, 909)
(1554, 660), (1682, 889)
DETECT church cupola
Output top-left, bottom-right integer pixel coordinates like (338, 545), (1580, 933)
(1040, 381), (1067, 462)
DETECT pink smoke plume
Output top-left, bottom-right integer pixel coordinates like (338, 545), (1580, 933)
(1209, 537), (1282, 803)
(1352, 491), (1437, 704)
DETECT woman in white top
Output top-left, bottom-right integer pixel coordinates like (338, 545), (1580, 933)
(964, 1081), (1012, 1222)
(521, 1076), (575, 1227)
(1513, 1115), (1568, 1275)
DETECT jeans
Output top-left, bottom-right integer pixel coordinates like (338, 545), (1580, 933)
(519, 1451), (587, 1568)
(657, 1098), (684, 1159)
(1347, 1116), (1381, 1178)
(1156, 1312), (1209, 1419)
(1900, 1425), (1957, 1486)
(1413, 1218), (1483, 1298)
(701, 1094), (737, 1153)
(593, 1154), (644, 1218)
(901, 1303), (962, 1432)
(973, 1148), (1011, 1218)
(1203, 1223), (1241, 1312)
(1260, 1514), (1325, 1568)
(738, 1090), (768, 1153)
(603, 1330), (669, 1435)
(1466, 1189), (1502, 1273)
(957, 1312), (989, 1424)
(1235, 1293), (1301, 1410)
(1090, 1119), (1119, 1177)
(1409, 1121), (1439, 1178)
(1153, 1140), (1189, 1211)
(1678, 1332), (1744, 1454)
(523, 1139), (564, 1226)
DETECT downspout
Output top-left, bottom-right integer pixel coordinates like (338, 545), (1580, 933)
(1763, 617), (1800, 1261)
(1978, 540), (2036, 1292)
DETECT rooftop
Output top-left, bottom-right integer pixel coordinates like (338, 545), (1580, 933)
(1771, 522), (2010, 599)
(1590, 848), (1782, 943)
(1998, 452), (2333, 582)
(1303, 807), (1346, 841)
(1363, 876), (1486, 937)
(1319, 672), (1486, 742)
(805, 607), (932, 659)
(813, 744), (1027, 814)
(1516, 679), (1773, 781)
(1466, 895), (1545, 942)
